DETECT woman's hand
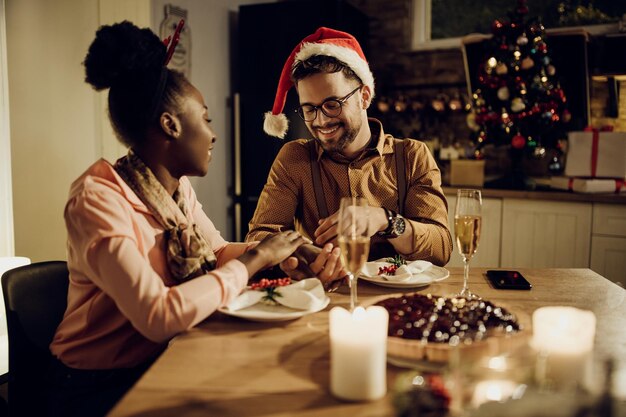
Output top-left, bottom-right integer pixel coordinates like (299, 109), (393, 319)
(238, 231), (305, 276)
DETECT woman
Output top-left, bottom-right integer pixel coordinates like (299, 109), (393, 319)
(46, 21), (307, 417)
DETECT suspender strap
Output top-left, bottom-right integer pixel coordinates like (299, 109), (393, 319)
(309, 140), (329, 219)
(394, 139), (407, 216)
(309, 139), (406, 219)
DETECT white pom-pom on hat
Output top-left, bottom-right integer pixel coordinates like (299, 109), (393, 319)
(263, 112), (289, 139)
(263, 27), (375, 139)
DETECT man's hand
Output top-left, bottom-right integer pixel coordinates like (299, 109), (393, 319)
(313, 206), (388, 246)
(279, 243), (347, 290)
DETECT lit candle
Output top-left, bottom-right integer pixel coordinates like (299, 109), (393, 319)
(531, 306), (596, 388)
(329, 306), (388, 401)
(471, 379), (519, 408)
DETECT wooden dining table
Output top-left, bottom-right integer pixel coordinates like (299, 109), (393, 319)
(108, 268), (626, 417)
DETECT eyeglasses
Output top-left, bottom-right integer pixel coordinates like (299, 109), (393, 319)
(295, 85), (362, 122)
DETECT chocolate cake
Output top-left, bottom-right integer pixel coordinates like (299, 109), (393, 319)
(375, 293), (522, 362)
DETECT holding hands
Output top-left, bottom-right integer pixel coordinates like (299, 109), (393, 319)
(280, 243), (347, 290)
(239, 231), (306, 276)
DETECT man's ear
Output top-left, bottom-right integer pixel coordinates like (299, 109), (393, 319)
(160, 112), (182, 139)
(360, 85), (373, 110)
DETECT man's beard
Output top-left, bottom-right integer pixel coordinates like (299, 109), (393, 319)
(312, 120), (360, 154)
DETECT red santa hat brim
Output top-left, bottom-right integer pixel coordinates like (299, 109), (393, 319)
(263, 27), (374, 139)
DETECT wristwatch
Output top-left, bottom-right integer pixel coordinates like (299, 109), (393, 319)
(377, 208), (406, 239)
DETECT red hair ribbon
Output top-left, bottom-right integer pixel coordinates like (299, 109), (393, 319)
(163, 19), (185, 66)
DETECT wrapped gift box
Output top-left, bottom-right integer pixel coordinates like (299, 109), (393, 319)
(565, 130), (626, 178)
(550, 176), (626, 194)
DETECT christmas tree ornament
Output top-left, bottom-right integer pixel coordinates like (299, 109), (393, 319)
(466, 113), (480, 131)
(519, 83), (527, 95)
(562, 109), (572, 123)
(492, 19), (504, 34)
(511, 134), (526, 149)
(496, 62), (509, 75)
(533, 146), (546, 159)
(546, 65), (556, 76)
(548, 155), (563, 174)
(497, 86), (510, 101)
(537, 42), (548, 53)
(510, 97), (526, 112)
(517, 35), (529, 46)
(501, 109), (511, 124)
(521, 57), (534, 70)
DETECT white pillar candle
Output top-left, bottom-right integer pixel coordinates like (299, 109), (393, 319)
(531, 306), (596, 388)
(329, 306), (388, 401)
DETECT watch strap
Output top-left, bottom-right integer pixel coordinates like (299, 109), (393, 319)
(378, 208), (397, 237)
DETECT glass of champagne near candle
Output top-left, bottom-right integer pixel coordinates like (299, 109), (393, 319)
(337, 197), (370, 311)
(454, 189), (482, 299)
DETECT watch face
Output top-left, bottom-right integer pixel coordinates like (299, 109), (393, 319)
(392, 217), (406, 237)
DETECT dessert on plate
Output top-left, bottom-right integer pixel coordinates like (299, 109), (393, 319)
(375, 293), (523, 362)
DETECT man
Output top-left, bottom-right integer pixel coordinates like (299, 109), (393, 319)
(247, 27), (452, 285)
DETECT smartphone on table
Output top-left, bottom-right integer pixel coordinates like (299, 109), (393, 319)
(486, 270), (532, 290)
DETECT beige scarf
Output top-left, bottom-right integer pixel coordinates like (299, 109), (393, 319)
(115, 150), (217, 282)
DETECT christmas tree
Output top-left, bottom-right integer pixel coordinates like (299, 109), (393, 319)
(467, 0), (571, 159)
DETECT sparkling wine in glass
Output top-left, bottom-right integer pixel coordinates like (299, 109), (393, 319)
(454, 189), (482, 299)
(337, 197), (370, 311)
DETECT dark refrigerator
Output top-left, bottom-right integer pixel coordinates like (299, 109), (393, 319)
(233, 0), (369, 241)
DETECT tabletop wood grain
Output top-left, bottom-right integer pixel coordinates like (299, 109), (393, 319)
(108, 268), (626, 417)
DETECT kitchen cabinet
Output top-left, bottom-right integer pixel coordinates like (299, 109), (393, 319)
(444, 188), (626, 282)
(501, 199), (592, 268)
(590, 204), (626, 287)
(446, 196), (502, 268)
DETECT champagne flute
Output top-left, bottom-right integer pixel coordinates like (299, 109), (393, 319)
(337, 197), (370, 311)
(454, 189), (482, 299)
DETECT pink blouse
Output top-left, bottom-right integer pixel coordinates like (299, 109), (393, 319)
(50, 159), (254, 369)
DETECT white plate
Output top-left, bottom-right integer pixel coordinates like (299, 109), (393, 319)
(359, 263), (450, 288)
(218, 296), (330, 322)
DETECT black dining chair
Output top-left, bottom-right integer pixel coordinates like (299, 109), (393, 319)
(1, 261), (69, 417)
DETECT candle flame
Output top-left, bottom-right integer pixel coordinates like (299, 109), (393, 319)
(486, 384), (504, 401)
(352, 306), (366, 321)
(488, 356), (507, 371)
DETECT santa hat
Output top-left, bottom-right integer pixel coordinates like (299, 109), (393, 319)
(263, 27), (375, 139)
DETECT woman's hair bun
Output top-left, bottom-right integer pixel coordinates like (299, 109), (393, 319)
(84, 21), (165, 91)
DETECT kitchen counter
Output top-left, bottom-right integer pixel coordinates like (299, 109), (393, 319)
(443, 186), (626, 205)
